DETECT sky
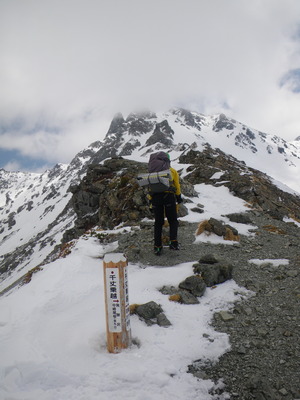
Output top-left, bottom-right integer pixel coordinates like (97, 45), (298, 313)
(1, 0), (300, 172)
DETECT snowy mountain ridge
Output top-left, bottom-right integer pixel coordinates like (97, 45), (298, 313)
(1, 108), (300, 399)
(93, 108), (300, 193)
(0, 143), (103, 288)
(1, 107), (300, 290)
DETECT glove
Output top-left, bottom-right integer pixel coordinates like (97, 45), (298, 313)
(148, 196), (154, 213)
(176, 194), (183, 204)
(147, 194), (152, 207)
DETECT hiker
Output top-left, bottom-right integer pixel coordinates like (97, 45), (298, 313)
(148, 152), (182, 256)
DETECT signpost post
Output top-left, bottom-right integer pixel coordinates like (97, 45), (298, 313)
(103, 253), (132, 353)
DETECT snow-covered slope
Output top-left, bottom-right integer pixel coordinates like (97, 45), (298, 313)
(1, 108), (300, 399)
(0, 142), (103, 287)
(0, 181), (252, 400)
(1, 107), (299, 289)
(0, 165), (69, 256)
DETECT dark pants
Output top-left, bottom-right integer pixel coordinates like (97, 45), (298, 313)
(152, 193), (178, 247)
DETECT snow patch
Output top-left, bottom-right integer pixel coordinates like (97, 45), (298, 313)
(248, 259), (289, 267)
(0, 236), (249, 400)
(210, 171), (224, 180)
(104, 253), (127, 263)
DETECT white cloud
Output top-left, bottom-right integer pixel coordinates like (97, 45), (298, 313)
(0, 109), (112, 164)
(2, 160), (23, 172)
(1, 0), (300, 168)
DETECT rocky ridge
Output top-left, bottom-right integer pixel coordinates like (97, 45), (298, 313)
(1, 108), (300, 286)
(56, 147), (300, 399)
(64, 145), (300, 246)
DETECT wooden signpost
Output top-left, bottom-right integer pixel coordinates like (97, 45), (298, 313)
(103, 253), (132, 353)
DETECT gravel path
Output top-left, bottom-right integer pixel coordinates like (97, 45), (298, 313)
(117, 211), (300, 399)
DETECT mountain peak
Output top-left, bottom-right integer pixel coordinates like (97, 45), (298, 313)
(213, 113), (236, 132)
(82, 109), (300, 194)
(145, 120), (174, 147)
(106, 112), (126, 135)
(126, 110), (157, 121)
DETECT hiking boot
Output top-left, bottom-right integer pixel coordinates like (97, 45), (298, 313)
(154, 246), (163, 256)
(169, 240), (179, 250)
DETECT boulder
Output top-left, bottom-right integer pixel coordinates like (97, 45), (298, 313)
(159, 285), (200, 304)
(226, 213), (253, 224)
(193, 256), (233, 286)
(196, 218), (240, 241)
(208, 218), (227, 236)
(135, 301), (163, 320)
(179, 275), (206, 297)
(134, 301), (171, 327)
(191, 207), (205, 214)
(198, 254), (219, 264)
(177, 290), (200, 305)
(157, 313), (172, 327)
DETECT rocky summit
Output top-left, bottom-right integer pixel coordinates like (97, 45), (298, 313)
(0, 108), (300, 399)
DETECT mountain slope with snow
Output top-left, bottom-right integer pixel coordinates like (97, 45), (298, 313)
(1, 107), (299, 290)
(0, 142), (103, 288)
(1, 108), (300, 399)
(0, 179), (252, 400)
(91, 108), (300, 193)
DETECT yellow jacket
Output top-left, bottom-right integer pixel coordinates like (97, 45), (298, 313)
(170, 167), (181, 196)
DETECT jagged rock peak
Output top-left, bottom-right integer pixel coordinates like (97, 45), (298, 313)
(170, 108), (206, 130)
(295, 135), (300, 141)
(145, 120), (174, 147)
(88, 140), (102, 150)
(126, 110), (157, 121)
(213, 113), (236, 132)
(171, 108), (196, 126)
(106, 111), (157, 139)
(47, 163), (66, 180)
(107, 112), (126, 135)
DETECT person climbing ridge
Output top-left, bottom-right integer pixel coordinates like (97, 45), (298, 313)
(147, 151), (183, 256)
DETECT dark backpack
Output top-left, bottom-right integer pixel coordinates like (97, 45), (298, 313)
(137, 152), (173, 193)
(148, 151), (170, 173)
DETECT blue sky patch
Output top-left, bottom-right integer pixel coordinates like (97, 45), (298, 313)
(280, 68), (300, 93)
(0, 148), (51, 172)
